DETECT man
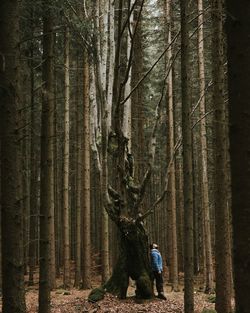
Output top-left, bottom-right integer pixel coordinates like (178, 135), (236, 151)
(150, 243), (167, 300)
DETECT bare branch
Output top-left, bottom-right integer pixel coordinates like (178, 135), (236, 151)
(190, 79), (213, 116)
(121, 28), (180, 106)
(192, 110), (214, 129)
(137, 138), (182, 222)
(121, 0), (145, 88)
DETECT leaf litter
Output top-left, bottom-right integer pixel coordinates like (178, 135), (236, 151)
(15, 286), (215, 313)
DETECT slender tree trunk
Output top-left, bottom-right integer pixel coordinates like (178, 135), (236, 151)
(0, 1), (26, 312)
(131, 0), (145, 182)
(49, 31), (56, 290)
(107, 0), (115, 130)
(123, 4), (133, 152)
(212, 1), (232, 312)
(53, 50), (61, 278)
(177, 156), (184, 273)
(198, 0), (214, 293)
(49, 109), (56, 289)
(63, 26), (71, 288)
(180, 0), (194, 311)
(94, 0), (111, 283)
(100, 126), (110, 283)
(82, 52), (92, 288)
(38, 2), (54, 311)
(165, 0), (179, 292)
(21, 103), (30, 276)
(28, 34), (39, 286)
(74, 55), (82, 288)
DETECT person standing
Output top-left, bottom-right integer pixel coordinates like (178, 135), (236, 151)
(150, 243), (167, 300)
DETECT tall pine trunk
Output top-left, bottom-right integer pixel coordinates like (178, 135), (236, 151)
(197, 0), (214, 293)
(62, 26), (71, 288)
(165, 0), (179, 292)
(212, 1), (232, 312)
(39, 1), (54, 311)
(28, 27), (39, 286)
(0, 1), (26, 312)
(74, 54), (82, 288)
(180, 0), (194, 311)
(226, 0), (250, 312)
(82, 52), (91, 288)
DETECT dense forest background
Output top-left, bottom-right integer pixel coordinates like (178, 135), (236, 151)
(0, 0), (249, 313)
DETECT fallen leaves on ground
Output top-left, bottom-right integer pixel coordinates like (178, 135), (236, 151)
(20, 287), (215, 313)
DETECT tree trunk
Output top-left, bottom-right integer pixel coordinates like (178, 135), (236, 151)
(28, 30), (39, 286)
(212, 1), (232, 312)
(89, 218), (153, 302)
(21, 103), (30, 277)
(0, 1), (26, 312)
(82, 52), (92, 288)
(49, 33), (56, 290)
(226, 0), (250, 312)
(38, 2), (54, 312)
(165, 0), (179, 292)
(198, 0), (214, 293)
(123, 3), (133, 152)
(93, 0), (111, 283)
(74, 54), (82, 288)
(89, 0), (154, 303)
(62, 26), (71, 288)
(131, 0), (145, 182)
(180, 0), (194, 311)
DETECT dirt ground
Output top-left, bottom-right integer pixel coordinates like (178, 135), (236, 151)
(0, 283), (214, 313)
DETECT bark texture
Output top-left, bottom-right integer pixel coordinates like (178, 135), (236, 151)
(39, 2), (54, 312)
(226, 0), (250, 312)
(165, 0), (179, 292)
(89, 218), (153, 302)
(82, 52), (91, 289)
(0, 1), (26, 312)
(198, 0), (214, 294)
(62, 26), (71, 288)
(180, 0), (194, 311)
(212, 1), (232, 312)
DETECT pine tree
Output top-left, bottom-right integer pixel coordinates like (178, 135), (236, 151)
(0, 1), (26, 312)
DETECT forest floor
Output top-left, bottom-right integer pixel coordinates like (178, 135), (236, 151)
(26, 288), (214, 313)
(24, 286), (215, 313)
(0, 277), (215, 313)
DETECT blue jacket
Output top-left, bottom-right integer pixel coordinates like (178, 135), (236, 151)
(150, 248), (163, 272)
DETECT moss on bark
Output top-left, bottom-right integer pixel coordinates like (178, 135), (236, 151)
(88, 217), (154, 302)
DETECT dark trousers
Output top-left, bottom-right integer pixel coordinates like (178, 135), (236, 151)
(153, 271), (164, 294)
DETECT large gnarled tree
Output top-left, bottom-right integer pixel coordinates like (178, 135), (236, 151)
(88, 0), (159, 301)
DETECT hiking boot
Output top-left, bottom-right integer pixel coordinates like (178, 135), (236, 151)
(157, 293), (167, 300)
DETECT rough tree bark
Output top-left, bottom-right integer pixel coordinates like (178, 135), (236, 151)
(226, 0), (250, 312)
(0, 0), (26, 312)
(180, 0), (194, 311)
(82, 52), (91, 289)
(212, 1), (232, 312)
(165, 0), (179, 292)
(88, 0), (155, 303)
(62, 26), (71, 288)
(39, 1), (54, 312)
(74, 54), (82, 288)
(88, 186), (154, 302)
(198, 0), (214, 293)
(28, 17), (39, 285)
